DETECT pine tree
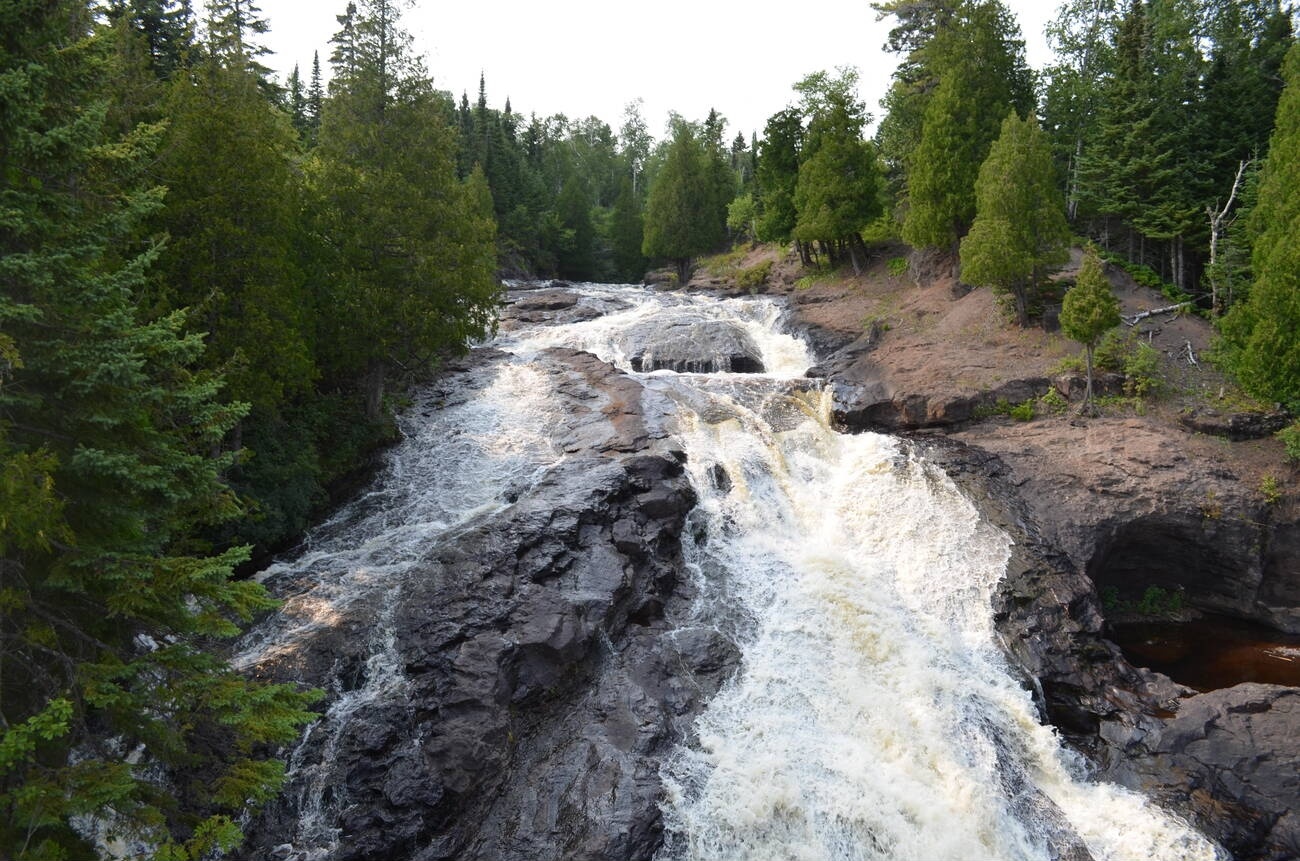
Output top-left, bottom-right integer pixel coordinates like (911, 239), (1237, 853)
(643, 119), (725, 284)
(1218, 41), (1300, 409)
(755, 107), (803, 243)
(960, 112), (1071, 325)
(287, 62), (307, 137)
(791, 69), (882, 274)
(901, 0), (1034, 255)
(0, 6), (316, 856)
(311, 0), (498, 418)
(306, 50), (324, 144)
(1060, 249), (1122, 411)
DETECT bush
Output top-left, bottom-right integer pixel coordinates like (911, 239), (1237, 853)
(1038, 387), (1069, 414)
(887, 256), (908, 277)
(1092, 330), (1163, 398)
(736, 259), (773, 290)
(1278, 422), (1300, 463)
(1009, 401), (1035, 422)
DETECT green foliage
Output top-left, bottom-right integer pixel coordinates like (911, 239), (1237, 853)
(974, 397), (1035, 421)
(791, 69), (882, 274)
(311, 0), (498, 416)
(755, 108), (803, 243)
(887, 256), (909, 277)
(642, 119), (726, 283)
(0, 6), (318, 855)
(1260, 474), (1283, 506)
(1278, 422), (1300, 464)
(959, 112), (1071, 325)
(1038, 387), (1069, 414)
(1060, 249), (1122, 407)
(727, 193), (758, 245)
(736, 260), (773, 290)
(901, 0), (1035, 252)
(1218, 41), (1300, 411)
(1101, 585), (1185, 616)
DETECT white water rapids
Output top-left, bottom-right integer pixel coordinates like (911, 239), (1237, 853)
(239, 282), (1223, 860)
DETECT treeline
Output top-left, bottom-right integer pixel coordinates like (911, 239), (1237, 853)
(0, 0), (499, 856)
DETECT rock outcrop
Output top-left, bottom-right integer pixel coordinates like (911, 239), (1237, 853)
(917, 437), (1300, 860)
(236, 348), (739, 861)
(618, 315), (765, 375)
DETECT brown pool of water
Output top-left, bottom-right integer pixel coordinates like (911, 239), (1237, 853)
(1108, 614), (1300, 692)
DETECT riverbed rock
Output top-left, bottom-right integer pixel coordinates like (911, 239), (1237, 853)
(915, 434), (1300, 860)
(235, 347), (739, 861)
(618, 315), (765, 375)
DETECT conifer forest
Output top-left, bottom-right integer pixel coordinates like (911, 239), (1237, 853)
(1, 0), (1298, 857)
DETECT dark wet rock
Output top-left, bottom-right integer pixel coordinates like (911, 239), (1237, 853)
(509, 289), (582, 312)
(706, 463), (732, 494)
(236, 347), (740, 861)
(1178, 407), (1289, 441)
(619, 315), (765, 375)
(1104, 685), (1300, 861)
(917, 436), (1300, 861)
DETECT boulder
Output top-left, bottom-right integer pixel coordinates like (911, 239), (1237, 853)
(618, 314), (765, 374)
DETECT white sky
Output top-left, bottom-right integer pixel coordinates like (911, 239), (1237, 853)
(257, 0), (1058, 141)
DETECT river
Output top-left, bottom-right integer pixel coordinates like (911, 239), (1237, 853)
(234, 282), (1222, 861)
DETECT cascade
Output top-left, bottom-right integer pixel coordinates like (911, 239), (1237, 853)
(235, 283), (1221, 860)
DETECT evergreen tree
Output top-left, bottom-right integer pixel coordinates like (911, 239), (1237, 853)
(311, 0), (498, 418)
(306, 50), (324, 143)
(287, 62), (307, 137)
(1218, 40), (1300, 409)
(642, 119), (723, 284)
(610, 176), (647, 281)
(755, 107), (803, 243)
(154, 27), (314, 415)
(791, 69), (882, 274)
(960, 112), (1071, 325)
(1060, 249), (1122, 411)
(105, 0), (196, 78)
(556, 174), (596, 280)
(0, 6), (316, 856)
(901, 0), (1034, 254)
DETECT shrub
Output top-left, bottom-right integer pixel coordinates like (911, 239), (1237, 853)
(1279, 422), (1300, 463)
(736, 259), (773, 290)
(1038, 387), (1069, 414)
(887, 256), (909, 277)
(1009, 401), (1035, 422)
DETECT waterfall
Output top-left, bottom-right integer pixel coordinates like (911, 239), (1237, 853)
(238, 282), (1222, 860)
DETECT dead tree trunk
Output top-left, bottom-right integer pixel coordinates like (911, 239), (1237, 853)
(1206, 159), (1249, 315)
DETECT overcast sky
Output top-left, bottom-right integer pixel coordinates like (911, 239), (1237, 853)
(257, 0), (1059, 141)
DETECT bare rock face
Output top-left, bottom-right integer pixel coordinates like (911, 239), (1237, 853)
(617, 315), (765, 375)
(1104, 684), (1300, 861)
(918, 436), (1300, 861)
(235, 348), (738, 861)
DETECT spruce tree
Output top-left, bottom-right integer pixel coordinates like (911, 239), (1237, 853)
(901, 0), (1034, 255)
(960, 112), (1071, 325)
(1060, 250), (1122, 411)
(1218, 41), (1300, 409)
(0, 6), (316, 856)
(310, 0), (498, 418)
(755, 107), (803, 243)
(642, 119), (722, 284)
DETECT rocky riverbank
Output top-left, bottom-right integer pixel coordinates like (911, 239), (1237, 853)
(691, 245), (1300, 860)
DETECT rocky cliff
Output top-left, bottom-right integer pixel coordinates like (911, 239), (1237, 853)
(714, 247), (1300, 860)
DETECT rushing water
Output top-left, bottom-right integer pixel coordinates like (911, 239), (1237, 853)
(239, 282), (1223, 860)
